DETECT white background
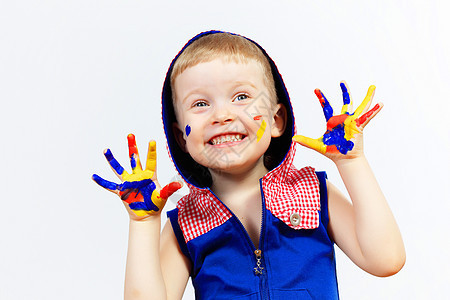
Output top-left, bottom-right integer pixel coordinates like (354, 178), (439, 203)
(1, 1), (449, 299)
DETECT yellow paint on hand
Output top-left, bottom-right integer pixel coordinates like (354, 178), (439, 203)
(354, 85), (376, 117)
(122, 169), (154, 182)
(133, 209), (153, 217)
(292, 135), (327, 154)
(341, 104), (350, 114)
(151, 190), (165, 210)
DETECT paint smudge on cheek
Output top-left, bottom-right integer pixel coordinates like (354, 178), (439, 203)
(185, 125), (191, 137)
(256, 120), (267, 142)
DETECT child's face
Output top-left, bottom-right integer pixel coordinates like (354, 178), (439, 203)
(172, 58), (285, 174)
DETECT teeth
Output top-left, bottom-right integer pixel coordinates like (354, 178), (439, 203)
(210, 134), (243, 145)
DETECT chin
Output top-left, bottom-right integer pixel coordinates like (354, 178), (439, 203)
(208, 156), (266, 175)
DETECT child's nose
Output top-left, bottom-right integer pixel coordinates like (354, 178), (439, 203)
(211, 104), (235, 125)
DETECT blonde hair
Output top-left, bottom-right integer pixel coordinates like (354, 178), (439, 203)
(170, 32), (277, 103)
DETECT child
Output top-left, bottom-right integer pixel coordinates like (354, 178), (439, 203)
(93, 31), (405, 299)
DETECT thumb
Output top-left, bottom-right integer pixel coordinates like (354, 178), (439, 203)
(293, 135), (327, 154)
(160, 181), (183, 199)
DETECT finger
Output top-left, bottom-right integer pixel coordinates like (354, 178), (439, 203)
(127, 134), (143, 172)
(292, 135), (327, 154)
(104, 149), (129, 180)
(314, 89), (334, 121)
(356, 103), (383, 128)
(354, 85), (376, 117)
(340, 81), (352, 114)
(92, 174), (120, 194)
(160, 181), (183, 199)
(145, 140), (157, 178)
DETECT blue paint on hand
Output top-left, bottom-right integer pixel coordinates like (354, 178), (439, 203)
(130, 154), (137, 169)
(104, 149), (125, 175)
(185, 125), (191, 137)
(119, 179), (155, 191)
(92, 174), (119, 190)
(323, 124), (354, 154)
(340, 83), (351, 105)
(315, 89), (334, 121)
(120, 179), (159, 212)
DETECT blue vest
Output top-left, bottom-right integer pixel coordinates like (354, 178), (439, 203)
(168, 172), (339, 299)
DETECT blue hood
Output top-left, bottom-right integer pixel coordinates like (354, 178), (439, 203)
(162, 30), (296, 189)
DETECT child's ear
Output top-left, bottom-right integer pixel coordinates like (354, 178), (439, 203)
(172, 122), (188, 152)
(271, 103), (287, 138)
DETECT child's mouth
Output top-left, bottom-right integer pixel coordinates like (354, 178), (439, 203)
(208, 134), (245, 145)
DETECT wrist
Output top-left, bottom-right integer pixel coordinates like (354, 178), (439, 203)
(129, 213), (162, 225)
(334, 154), (368, 169)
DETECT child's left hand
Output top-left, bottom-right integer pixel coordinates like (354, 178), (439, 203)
(293, 81), (383, 162)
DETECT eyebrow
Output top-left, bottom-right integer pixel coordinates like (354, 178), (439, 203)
(180, 88), (206, 104)
(232, 81), (258, 90)
(180, 81), (258, 104)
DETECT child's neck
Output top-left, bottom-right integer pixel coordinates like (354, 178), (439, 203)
(209, 158), (268, 200)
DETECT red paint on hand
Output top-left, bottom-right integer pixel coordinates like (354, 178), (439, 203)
(326, 145), (340, 154)
(119, 189), (143, 204)
(356, 104), (380, 127)
(127, 134), (138, 158)
(327, 114), (349, 131)
(314, 89), (325, 107)
(160, 182), (182, 199)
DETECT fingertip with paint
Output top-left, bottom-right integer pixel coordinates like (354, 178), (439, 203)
(340, 83), (351, 105)
(104, 148), (113, 158)
(314, 89), (322, 98)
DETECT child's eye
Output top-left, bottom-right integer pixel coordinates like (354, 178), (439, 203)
(193, 101), (208, 107)
(234, 94), (249, 102)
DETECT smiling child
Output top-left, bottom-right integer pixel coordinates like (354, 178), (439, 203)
(93, 31), (405, 299)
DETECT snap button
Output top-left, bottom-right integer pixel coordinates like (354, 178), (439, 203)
(290, 212), (301, 226)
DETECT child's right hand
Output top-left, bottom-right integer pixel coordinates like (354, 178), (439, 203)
(92, 134), (182, 221)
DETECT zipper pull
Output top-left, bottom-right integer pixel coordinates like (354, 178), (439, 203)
(254, 249), (264, 275)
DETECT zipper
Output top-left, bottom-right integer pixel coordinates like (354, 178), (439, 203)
(258, 178), (270, 300)
(254, 249), (264, 275)
(207, 178), (270, 299)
